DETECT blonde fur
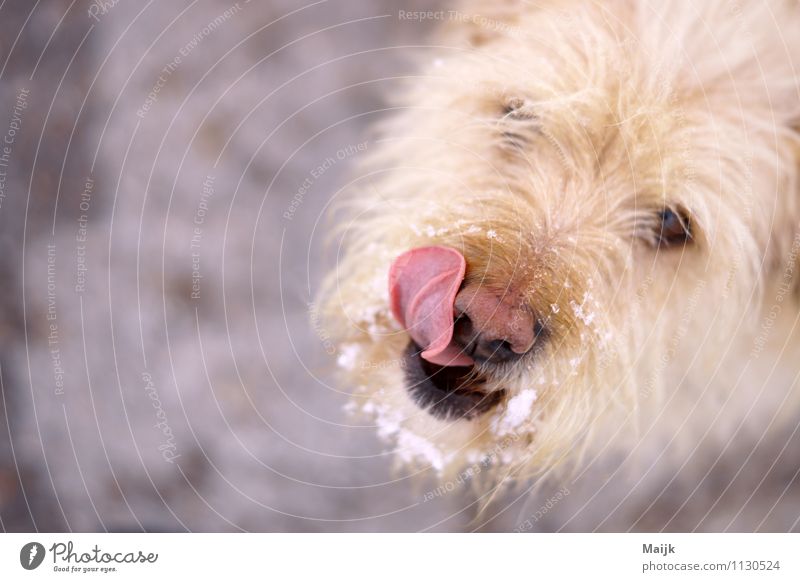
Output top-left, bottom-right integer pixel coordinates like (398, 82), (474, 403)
(319, 0), (800, 485)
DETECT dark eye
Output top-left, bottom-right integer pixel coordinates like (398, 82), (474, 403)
(499, 97), (539, 149)
(657, 208), (692, 247)
(501, 97), (537, 121)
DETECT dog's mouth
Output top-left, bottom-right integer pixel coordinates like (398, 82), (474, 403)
(402, 341), (505, 420)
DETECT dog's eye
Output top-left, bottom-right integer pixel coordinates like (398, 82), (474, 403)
(501, 97), (536, 121)
(499, 97), (539, 149)
(656, 208), (692, 247)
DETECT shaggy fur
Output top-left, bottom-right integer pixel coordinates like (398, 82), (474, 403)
(319, 0), (800, 484)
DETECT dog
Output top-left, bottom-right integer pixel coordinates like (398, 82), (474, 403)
(319, 0), (800, 487)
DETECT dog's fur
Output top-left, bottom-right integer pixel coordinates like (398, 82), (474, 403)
(320, 0), (800, 485)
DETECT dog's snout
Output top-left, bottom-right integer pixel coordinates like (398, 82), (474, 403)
(453, 284), (538, 364)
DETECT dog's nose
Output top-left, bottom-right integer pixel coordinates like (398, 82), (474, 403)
(452, 284), (537, 363)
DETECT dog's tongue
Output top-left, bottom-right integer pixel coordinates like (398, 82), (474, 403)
(389, 246), (473, 367)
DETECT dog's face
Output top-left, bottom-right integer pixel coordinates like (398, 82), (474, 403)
(320, 5), (796, 477)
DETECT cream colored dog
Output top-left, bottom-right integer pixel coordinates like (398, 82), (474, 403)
(319, 0), (800, 484)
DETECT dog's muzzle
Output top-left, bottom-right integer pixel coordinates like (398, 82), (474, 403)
(401, 341), (505, 420)
(390, 246), (544, 419)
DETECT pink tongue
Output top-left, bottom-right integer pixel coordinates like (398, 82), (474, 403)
(389, 246), (473, 367)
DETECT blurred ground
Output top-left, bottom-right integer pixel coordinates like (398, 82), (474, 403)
(0, 0), (798, 532)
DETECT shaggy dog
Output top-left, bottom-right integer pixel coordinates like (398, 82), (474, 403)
(319, 0), (800, 485)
